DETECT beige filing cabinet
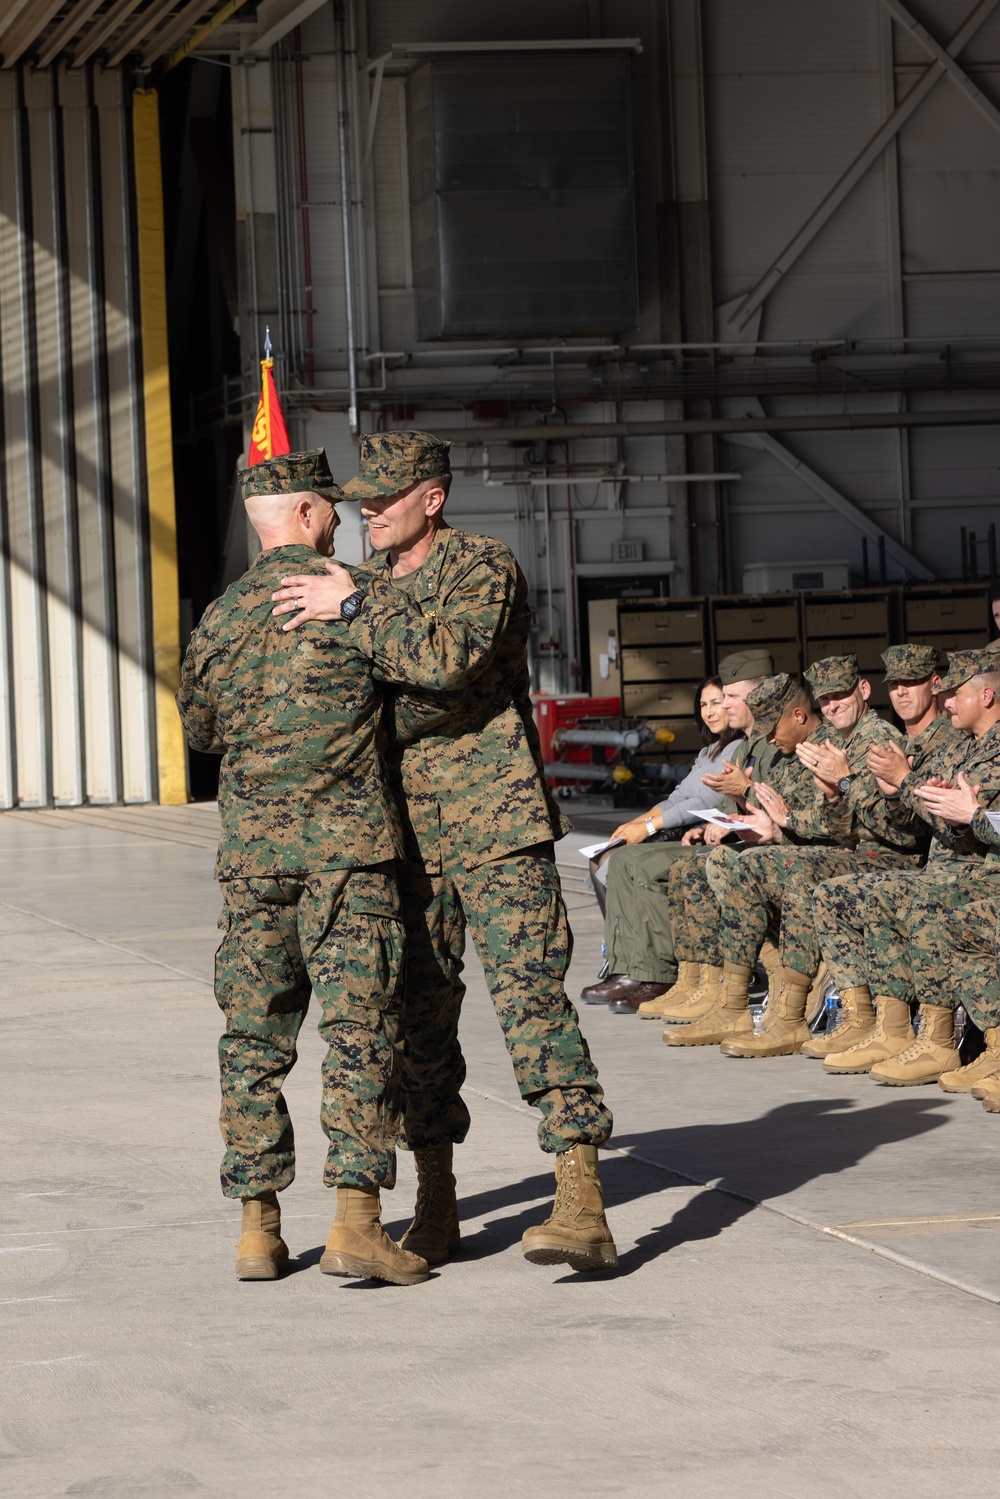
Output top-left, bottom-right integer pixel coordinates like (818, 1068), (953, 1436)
(587, 598), (622, 699)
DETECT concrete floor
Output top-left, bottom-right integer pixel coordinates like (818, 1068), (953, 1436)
(2, 802), (1000, 1499)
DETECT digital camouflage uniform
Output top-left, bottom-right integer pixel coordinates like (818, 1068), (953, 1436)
(177, 455), (406, 1200)
(603, 648), (775, 982)
(668, 731), (786, 967)
(813, 652), (1000, 1002)
(710, 658), (922, 978)
(345, 435), (610, 1155)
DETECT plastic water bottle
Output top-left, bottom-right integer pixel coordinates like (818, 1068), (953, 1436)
(824, 986), (841, 1034)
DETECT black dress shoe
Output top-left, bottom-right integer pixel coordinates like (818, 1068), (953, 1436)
(581, 975), (630, 1004)
(608, 980), (670, 1014)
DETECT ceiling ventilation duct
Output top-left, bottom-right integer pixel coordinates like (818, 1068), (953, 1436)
(407, 50), (638, 339)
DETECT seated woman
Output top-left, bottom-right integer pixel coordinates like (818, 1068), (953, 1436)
(581, 675), (741, 1013)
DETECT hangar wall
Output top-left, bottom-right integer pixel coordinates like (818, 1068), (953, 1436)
(0, 67), (158, 809)
(227, 0), (1000, 700)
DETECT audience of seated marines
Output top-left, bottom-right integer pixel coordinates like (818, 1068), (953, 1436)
(583, 638), (1000, 1112)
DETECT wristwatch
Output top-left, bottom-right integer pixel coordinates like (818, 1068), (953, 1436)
(836, 774), (854, 796)
(644, 817), (657, 837)
(339, 589), (365, 622)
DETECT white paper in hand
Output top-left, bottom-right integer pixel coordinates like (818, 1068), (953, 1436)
(692, 809), (756, 833)
(986, 812), (1000, 834)
(578, 838), (625, 860)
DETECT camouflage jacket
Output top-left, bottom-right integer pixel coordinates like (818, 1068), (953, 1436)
(770, 722), (841, 845)
(717, 732), (778, 816)
(350, 527), (568, 871)
(827, 708), (923, 861)
(177, 544), (402, 879)
(896, 718), (1000, 868)
(905, 711), (959, 770)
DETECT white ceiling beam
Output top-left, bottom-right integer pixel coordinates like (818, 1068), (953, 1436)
(35, 0), (105, 67)
(106, 0), (183, 66)
(727, 0), (1000, 332)
(140, 0), (220, 68)
(250, 0), (328, 53)
(0, 0), (66, 66)
(70, 0), (146, 65)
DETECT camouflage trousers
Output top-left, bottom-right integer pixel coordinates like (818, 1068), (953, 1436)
(214, 865), (404, 1199)
(708, 845), (917, 977)
(399, 841), (612, 1155)
(813, 863), (1000, 1007)
(667, 847), (720, 965)
(605, 840), (695, 982)
(902, 884), (1000, 1028)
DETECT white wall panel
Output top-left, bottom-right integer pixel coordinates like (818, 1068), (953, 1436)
(0, 66), (155, 808)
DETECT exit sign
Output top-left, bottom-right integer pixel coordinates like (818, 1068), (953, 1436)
(612, 540), (644, 563)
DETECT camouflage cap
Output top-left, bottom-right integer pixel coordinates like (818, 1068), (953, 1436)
(745, 673), (802, 735)
(341, 430), (451, 500)
(881, 642), (943, 684)
(938, 649), (995, 692)
(805, 653), (859, 698)
(717, 648), (774, 685)
(238, 448), (347, 503)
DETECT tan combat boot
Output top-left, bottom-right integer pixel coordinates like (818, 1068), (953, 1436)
(806, 964), (832, 1028)
(823, 994), (914, 1075)
(521, 1145), (618, 1270)
(800, 985), (875, 1059)
(400, 1146), (461, 1266)
(656, 964), (726, 1025)
(759, 939), (781, 998)
(721, 968), (811, 1058)
(321, 1185), (430, 1285)
(639, 961), (700, 1019)
(939, 1027), (1000, 1094)
(662, 963), (751, 1047)
(871, 1004), (960, 1086)
(977, 1073), (1000, 1112)
(236, 1190), (289, 1280)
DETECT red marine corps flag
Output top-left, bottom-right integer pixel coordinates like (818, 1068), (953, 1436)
(247, 328), (290, 464)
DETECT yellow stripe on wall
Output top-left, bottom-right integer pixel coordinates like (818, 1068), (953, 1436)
(132, 88), (188, 805)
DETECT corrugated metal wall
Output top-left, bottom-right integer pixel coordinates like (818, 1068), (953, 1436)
(234, 0), (1000, 692)
(705, 0), (1000, 580)
(0, 66), (154, 809)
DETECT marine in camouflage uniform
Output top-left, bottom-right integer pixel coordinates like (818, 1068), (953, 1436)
(813, 650), (1000, 1081)
(666, 671), (845, 1052)
(337, 432), (615, 1270)
(599, 648), (775, 1001)
(665, 664), (784, 974)
(177, 449), (427, 1286)
(713, 655), (926, 988)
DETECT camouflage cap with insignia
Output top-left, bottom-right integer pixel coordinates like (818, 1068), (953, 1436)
(745, 673), (802, 735)
(938, 649), (995, 692)
(342, 430), (451, 500)
(717, 648), (774, 684)
(881, 642), (943, 684)
(238, 448), (347, 503)
(805, 652), (859, 697)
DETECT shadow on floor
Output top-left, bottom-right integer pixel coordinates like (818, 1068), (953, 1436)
(381, 1095), (950, 1276)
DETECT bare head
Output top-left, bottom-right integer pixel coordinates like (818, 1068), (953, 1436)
(244, 489), (340, 557)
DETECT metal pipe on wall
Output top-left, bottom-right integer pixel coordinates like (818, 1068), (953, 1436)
(333, 0), (359, 435)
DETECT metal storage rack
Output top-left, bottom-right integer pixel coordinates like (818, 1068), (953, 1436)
(802, 589), (895, 707)
(617, 598), (709, 760)
(709, 593), (803, 677)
